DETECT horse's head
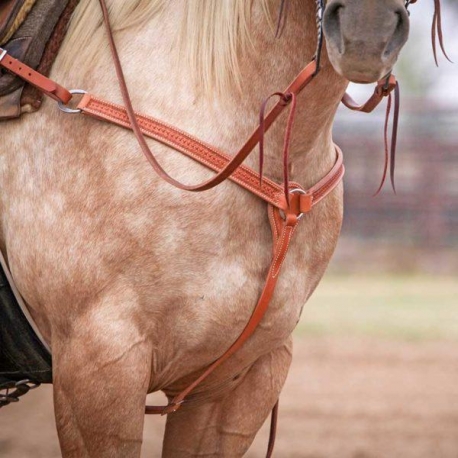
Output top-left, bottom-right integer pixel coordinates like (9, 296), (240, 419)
(323, 0), (410, 83)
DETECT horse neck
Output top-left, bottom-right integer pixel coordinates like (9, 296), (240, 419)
(55, 0), (347, 188)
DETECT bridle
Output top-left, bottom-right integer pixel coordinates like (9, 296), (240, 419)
(311, 0), (450, 70)
(286, 0), (418, 74)
(275, 0), (405, 194)
(309, 0), (449, 192)
(265, 0), (423, 199)
(0, 0), (450, 456)
(314, 0), (325, 72)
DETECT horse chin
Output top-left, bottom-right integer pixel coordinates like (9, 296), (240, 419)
(326, 53), (393, 84)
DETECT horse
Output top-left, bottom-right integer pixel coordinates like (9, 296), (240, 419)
(1, 0), (411, 456)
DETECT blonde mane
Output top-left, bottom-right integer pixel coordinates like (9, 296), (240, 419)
(63, 0), (273, 93)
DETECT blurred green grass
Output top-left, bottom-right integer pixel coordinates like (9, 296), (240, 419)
(297, 275), (458, 341)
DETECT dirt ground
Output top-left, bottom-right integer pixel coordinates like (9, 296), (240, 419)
(1, 336), (457, 458)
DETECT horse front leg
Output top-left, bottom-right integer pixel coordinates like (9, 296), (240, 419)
(161, 340), (292, 457)
(51, 295), (153, 458)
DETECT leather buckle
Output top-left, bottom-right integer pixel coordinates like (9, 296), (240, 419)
(57, 89), (87, 114)
(279, 188), (313, 221)
(377, 75), (396, 97)
(289, 188), (312, 220)
(0, 48), (7, 62)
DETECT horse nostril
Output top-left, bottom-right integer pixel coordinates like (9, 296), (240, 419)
(384, 9), (410, 59)
(326, 2), (344, 15)
(323, 2), (344, 54)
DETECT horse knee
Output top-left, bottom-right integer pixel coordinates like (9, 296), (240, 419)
(52, 326), (153, 458)
(161, 341), (292, 457)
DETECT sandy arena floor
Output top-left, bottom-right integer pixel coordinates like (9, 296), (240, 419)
(1, 336), (457, 458)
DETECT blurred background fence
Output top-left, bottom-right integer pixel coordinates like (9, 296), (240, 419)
(332, 101), (458, 273)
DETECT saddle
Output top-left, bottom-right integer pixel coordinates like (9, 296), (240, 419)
(0, 255), (52, 408)
(0, 0), (79, 119)
(0, 0), (36, 44)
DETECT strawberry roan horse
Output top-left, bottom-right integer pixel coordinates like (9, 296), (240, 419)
(0, 0), (419, 456)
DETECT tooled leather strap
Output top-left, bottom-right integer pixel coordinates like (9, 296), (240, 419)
(142, 147), (342, 421)
(342, 75), (397, 113)
(0, 47), (71, 103)
(78, 94), (344, 213)
(97, 0), (317, 195)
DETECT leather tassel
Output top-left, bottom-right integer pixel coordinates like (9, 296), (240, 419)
(266, 401), (279, 458)
(259, 93), (287, 186)
(374, 81), (400, 196)
(374, 93), (392, 196)
(259, 92), (297, 206)
(390, 81), (400, 193)
(282, 92), (297, 204)
(259, 97), (269, 186)
(432, 0), (453, 66)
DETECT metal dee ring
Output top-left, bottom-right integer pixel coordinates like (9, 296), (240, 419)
(58, 89), (87, 114)
(283, 188), (307, 221)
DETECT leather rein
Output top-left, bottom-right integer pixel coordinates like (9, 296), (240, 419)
(0, 0), (446, 455)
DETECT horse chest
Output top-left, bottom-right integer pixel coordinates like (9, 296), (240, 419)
(2, 182), (329, 377)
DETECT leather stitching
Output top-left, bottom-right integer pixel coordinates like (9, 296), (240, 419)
(272, 225), (296, 279)
(83, 97), (290, 207)
(82, 96), (344, 212)
(268, 205), (279, 241)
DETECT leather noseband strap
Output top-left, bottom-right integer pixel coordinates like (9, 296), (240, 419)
(341, 75), (397, 113)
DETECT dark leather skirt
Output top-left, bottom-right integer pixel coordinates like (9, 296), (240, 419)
(0, 264), (52, 387)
